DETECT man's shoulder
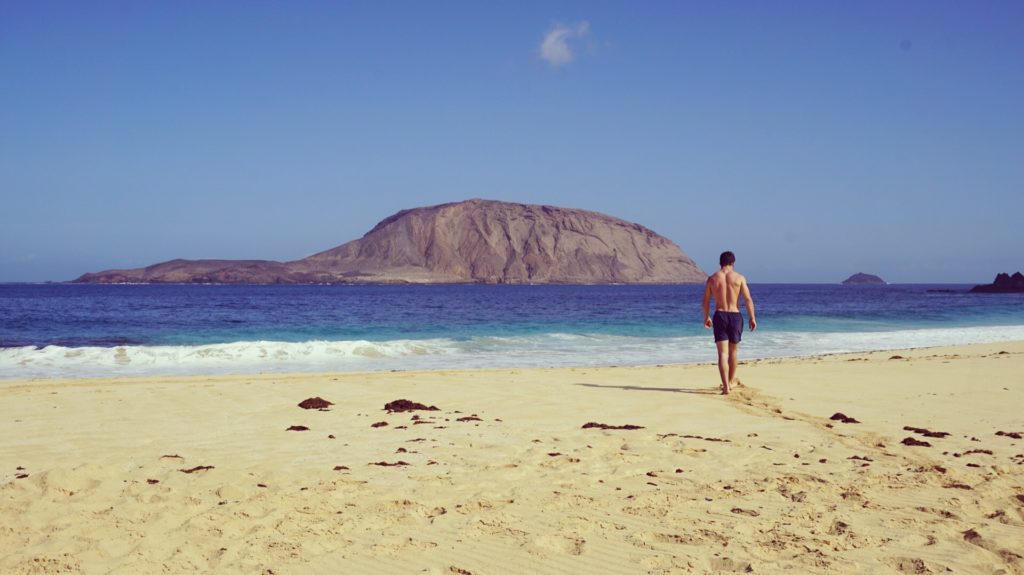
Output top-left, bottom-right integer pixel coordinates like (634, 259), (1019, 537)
(707, 270), (727, 283)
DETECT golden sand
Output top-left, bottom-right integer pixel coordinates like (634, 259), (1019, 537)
(2, 341), (1022, 574)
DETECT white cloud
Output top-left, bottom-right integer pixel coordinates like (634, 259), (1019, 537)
(539, 21), (590, 68)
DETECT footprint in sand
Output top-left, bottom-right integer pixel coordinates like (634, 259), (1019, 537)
(882, 557), (941, 574)
(962, 528), (1024, 567)
(523, 534), (585, 556)
(627, 529), (729, 549)
(708, 556), (755, 573)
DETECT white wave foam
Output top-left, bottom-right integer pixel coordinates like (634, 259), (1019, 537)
(2, 324), (1023, 379)
(744, 325), (1024, 359)
(0, 339), (460, 379)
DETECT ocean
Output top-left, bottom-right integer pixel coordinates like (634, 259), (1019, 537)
(1, 283), (1023, 379)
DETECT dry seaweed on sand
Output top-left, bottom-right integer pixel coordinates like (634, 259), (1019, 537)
(180, 465), (215, 474)
(903, 426), (950, 438)
(582, 422), (645, 430)
(384, 399), (440, 413)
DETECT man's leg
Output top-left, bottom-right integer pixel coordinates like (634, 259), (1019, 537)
(716, 340), (730, 394)
(728, 342), (739, 388)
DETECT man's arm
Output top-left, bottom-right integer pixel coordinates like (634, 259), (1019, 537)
(741, 278), (756, 331)
(702, 279), (713, 328)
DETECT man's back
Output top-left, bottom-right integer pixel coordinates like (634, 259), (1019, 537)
(702, 251), (756, 395)
(707, 269), (746, 312)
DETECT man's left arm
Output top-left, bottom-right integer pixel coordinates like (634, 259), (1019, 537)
(742, 279), (756, 331)
(702, 280), (713, 328)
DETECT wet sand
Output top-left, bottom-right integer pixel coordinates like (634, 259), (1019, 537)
(2, 341), (1022, 574)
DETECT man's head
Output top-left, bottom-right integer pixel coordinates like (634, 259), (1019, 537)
(719, 251), (736, 267)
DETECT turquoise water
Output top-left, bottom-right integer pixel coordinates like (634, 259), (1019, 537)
(1, 283), (1022, 378)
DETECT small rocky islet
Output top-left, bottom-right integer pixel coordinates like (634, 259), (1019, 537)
(841, 272), (886, 285)
(970, 272), (1024, 293)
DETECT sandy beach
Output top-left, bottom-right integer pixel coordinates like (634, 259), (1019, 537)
(2, 341), (1022, 574)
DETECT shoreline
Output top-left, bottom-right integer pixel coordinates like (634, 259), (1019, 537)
(3, 338), (1022, 386)
(2, 340), (1022, 573)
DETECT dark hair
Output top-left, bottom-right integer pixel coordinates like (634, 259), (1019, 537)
(719, 251), (736, 267)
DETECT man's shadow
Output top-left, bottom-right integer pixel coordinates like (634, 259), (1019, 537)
(574, 383), (719, 395)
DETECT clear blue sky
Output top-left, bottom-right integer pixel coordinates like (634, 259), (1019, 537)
(2, 1), (1021, 283)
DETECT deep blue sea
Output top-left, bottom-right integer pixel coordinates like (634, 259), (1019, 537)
(2, 283), (1023, 379)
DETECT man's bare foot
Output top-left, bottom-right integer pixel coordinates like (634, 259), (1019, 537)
(721, 385), (730, 395)
(731, 379), (744, 388)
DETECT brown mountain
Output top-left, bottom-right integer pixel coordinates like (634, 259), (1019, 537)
(75, 199), (707, 284)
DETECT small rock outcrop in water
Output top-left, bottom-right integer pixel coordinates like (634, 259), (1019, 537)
(841, 273), (886, 285)
(970, 272), (1024, 293)
(74, 199), (707, 285)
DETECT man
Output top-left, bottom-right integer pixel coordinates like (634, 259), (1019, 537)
(702, 251), (756, 395)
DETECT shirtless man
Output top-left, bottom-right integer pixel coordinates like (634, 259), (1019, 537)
(702, 251), (756, 395)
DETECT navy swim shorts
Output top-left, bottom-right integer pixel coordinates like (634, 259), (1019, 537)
(712, 311), (743, 343)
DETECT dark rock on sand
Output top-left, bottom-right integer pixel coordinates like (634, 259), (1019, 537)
(286, 425), (310, 431)
(962, 528), (983, 542)
(901, 437), (932, 447)
(830, 412), (861, 424)
(970, 272), (1024, 293)
(298, 397), (333, 409)
(385, 399), (439, 413)
(955, 449), (994, 457)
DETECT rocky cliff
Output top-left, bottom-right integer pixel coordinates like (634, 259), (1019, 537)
(75, 199), (707, 284)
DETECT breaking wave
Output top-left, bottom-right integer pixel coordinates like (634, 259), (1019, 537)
(2, 324), (1023, 380)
